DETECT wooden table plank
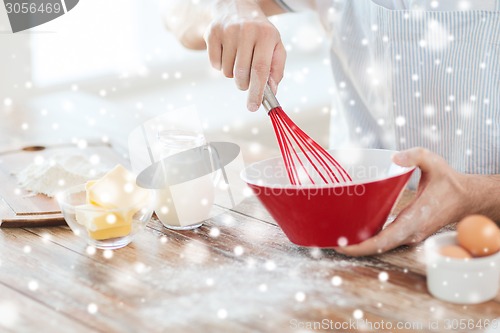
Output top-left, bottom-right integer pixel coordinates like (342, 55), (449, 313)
(18, 197), (500, 332)
(0, 227), (255, 332)
(2, 182), (499, 332)
(0, 282), (92, 333)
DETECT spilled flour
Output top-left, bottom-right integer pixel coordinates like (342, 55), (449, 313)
(113, 238), (398, 330)
(16, 154), (106, 197)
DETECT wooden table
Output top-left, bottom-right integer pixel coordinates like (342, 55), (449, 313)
(1, 189), (499, 333)
(1, 103), (499, 333)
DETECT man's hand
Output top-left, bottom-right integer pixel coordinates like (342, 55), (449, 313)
(204, 0), (286, 111)
(164, 0), (287, 111)
(335, 147), (496, 257)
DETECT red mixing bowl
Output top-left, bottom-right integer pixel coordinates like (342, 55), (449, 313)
(241, 149), (415, 247)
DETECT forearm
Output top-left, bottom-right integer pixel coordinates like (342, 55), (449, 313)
(465, 174), (500, 222)
(163, 0), (286, 50)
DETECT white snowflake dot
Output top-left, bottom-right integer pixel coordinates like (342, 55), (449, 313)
(295, 292), (306, 302)
(265, 260), (276, 271)
(353, 309), (364, 319)
(41, 233), (51, 243)
(309, 247), (322, 259)
(87, 303), (98, 314)
(86, 246), (96, 255)
(395, 116), (406, 126)
(28, 280), (39, 291)
(424, 105), (435, 117)
(103, 250), (113, 259)
(209, 227), (220, 238)
(217, 309), (228, 319)
(378, 271), (389, 282)
(337, 237), (348, 247)
(124, 183), (134, 193)
(106, 214), (117, 225)
(77, 140), (88, 149)
(234, 246), (244, 256)
(134, 262), (148, 274)
(331, 275), (343, 286)
(458, 0), (470, 10)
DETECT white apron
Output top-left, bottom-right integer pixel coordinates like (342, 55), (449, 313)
(314, 0), (500, 175)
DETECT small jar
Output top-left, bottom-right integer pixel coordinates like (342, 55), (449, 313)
(154, 129), (215, 230)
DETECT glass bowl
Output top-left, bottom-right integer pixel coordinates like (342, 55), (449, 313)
(58, 184), (155, 250)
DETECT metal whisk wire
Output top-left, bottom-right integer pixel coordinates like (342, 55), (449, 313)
(262, 84), (352, 186)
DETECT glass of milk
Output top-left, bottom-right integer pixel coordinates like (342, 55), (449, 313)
(154, 129), (219, 230)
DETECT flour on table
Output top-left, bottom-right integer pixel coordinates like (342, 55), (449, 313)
(16, 154), (106, 197)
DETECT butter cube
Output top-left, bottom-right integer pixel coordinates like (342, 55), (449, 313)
(86, 164), (150, 211)
(77, 164), (151, 241)
(75, 204), (135, 240)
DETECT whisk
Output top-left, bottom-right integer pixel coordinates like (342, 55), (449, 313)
(262, 84), (352, 185)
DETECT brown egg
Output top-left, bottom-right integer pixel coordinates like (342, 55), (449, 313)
(439, 245), (472, 259)
(457, 215), (500, 257)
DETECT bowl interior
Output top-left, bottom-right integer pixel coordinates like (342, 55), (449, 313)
(242, 148), (414, 187)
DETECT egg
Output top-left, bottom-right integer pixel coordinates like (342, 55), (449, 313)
(457, 215), (500, 257)
(439, 245), (472, 259)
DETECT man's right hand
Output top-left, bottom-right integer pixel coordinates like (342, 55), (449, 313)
(204, 0), (287, 111)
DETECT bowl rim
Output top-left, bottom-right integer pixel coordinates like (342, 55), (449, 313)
(57, 184), (155, 212)
(240, 148), (416, 189)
